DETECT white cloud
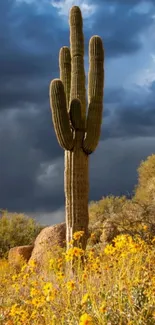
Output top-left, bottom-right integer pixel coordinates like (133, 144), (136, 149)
(51, 0), (97, 19)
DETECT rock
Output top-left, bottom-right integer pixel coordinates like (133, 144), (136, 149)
(29, 222), (66, 269)
(100, 220), (119, 247)
(8, 245), (34, 270)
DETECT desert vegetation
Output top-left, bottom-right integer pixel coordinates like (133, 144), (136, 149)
(0, 211), (45, 259)
(0, 154), (155, 324)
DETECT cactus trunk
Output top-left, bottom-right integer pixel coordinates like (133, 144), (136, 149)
(49, 6), (104, 251)
(65, 134), (89, 250)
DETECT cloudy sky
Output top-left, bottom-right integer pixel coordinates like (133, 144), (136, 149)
(0, 0), (155, 225)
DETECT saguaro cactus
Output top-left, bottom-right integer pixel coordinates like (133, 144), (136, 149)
(49, 6), (104, 250)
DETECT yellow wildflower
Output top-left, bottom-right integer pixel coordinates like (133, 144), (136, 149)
(30, 310), (38, 320)
(9, 304), (19, 317)
(65, 247), (84, 261)
(143, 224), (148, 231)
(99, 301), (106, 313)
(73, 247), (84, 257)
(90, 233), (96, 240)
(30, 287), (39, 297)
(68, 239), (74, 246)
(82, 272), (88, 281)
(66, 280), (76, 292)
(23, 273), (29, 281)
(29, 259), (36, 267)
(43, 282), (53, 293)
(73, 231), (84, 241)
(57, 271), (65, 281)
(31, 296), (46, 307)
(104, 244), (116, 255)
(81, 293), (89, 305)
(49, 258), (55, 270)
(12, 283), (20, 293)
(12, 275), (18, 281)
(87, 250), (94, 261)
(21, 264), (27, 272)
(79, 313), (93, 325)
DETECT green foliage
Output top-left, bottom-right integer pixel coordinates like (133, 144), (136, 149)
(88, 195), (127, 246)
(0, 210), (45, 258)
(134, 154), (155, 204)
(89, 195), (127, 225)
(89, 193), (155, 246)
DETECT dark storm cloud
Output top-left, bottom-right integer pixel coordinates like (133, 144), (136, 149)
(89, 136), (155, 203)
(0, 106), (62, 213)
(1, 0), (154, 112)
(0, 0), (67, 213)
(0, 78), (48, 109)
(0, 0), (67, 111)
(102, 82), (155, 140)
(91, 0), (155, 57)
(0, 0), (154, 112)
(104, 87), (126, 104)
(0, 0), (155, 217)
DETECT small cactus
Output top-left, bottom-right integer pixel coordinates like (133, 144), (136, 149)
(49, 6), (104, 250)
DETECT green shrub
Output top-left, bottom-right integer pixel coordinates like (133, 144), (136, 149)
(89, 194), (155, 246)
(89, 195), (127, 225)
(0, 210), (46, 258)
(134, 154), (155, 204)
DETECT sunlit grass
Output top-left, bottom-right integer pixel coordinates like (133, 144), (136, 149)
(0, 231), (155, 324)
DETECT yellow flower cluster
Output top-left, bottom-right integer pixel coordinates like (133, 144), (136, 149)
(79, 313), (93, 325)
(0, 233), (154, 324)
(65, 246), (84, 261)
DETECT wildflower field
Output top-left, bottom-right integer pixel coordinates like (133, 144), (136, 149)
(0, 230), (155, 325)
(1, 155), (155, 324)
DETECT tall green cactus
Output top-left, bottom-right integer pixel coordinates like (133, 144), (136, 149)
(49, 6), (104, 250)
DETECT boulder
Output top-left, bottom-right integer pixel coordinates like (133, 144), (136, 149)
(29, 222), (66, 269)
(8, 245), (34, 270)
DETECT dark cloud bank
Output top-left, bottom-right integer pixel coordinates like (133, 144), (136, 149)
(0, 0), (155, 224)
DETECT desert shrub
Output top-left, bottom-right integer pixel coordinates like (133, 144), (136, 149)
(88, 195), (127, 245)
(89, 194), (155, 246)
(0, 210), (46, 258)
(89, 195), (127, 226)
(134, 154), (155, 205)
(110, 199), (155, 241)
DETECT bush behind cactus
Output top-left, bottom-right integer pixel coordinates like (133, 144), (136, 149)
(0, 210), (45, 258)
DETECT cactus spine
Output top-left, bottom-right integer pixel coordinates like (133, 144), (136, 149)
(49, 6), (104, 250)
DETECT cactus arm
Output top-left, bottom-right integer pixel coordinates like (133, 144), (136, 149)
(83, 36), (104, 154)
(69, 6), (86, 119)
(49, 79), (74, 150)
(59, 47), (71, 111)
(69, 98), (83, 131)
